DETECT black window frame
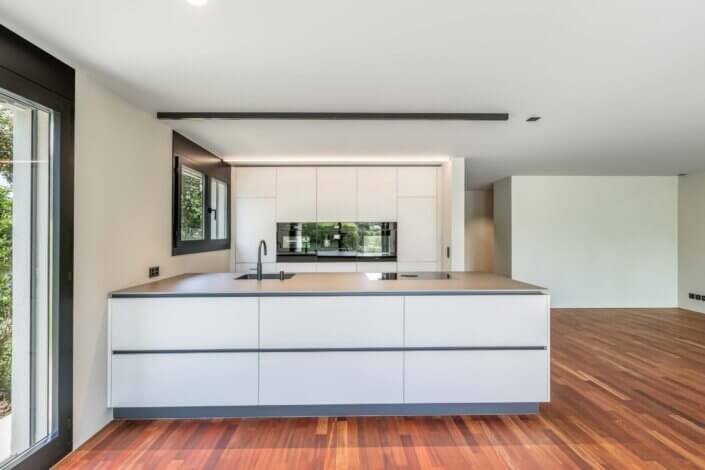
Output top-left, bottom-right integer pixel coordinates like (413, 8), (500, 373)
(172, 132), (231, 255)
(0, 24), (74, 470)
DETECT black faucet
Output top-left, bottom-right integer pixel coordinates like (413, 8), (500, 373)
(256, 240), (268, 281)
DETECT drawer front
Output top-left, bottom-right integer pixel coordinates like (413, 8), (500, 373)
(276, 263), (317, 273)
(260, 352), (403, 405)
(235, 263), (277, 274)
(111, 297), (258, 350)
(396, 262), (440, 272)
(260, 296), (403, 348)
(405, 295), (549, 347)
(405, 350), (549, 404)
(315, 262), (357, 272)
(111, 353), (258, 407)
(356, 262), (397, 273)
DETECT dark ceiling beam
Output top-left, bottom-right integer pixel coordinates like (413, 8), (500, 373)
(156, 112), (509, 121)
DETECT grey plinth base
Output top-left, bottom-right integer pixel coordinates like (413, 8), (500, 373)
(114, 403), (540, 420)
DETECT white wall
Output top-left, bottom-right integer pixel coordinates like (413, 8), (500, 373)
(74, 71), (230, 447)
(493, 178), (512, 277)
(508, 176), (678, 308)
(465, 190), (494, 273)
(679, 173), (705, 314)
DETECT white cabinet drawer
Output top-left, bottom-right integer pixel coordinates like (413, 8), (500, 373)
(260, 352), (403, 405)
(396, 262), (439, 272)
(276, 262), (317, 273)
(111, 353), (258, 407)
(405, 350), (549, 404)
(315, 262), (357, 272)
(110, 297), (258, 350)
(277, 263), (316, 273)
(357, 262), (397, 273)
(260, 296), (403, 348)
(235, 263), (277, 274)
(405, 295), (549, 347)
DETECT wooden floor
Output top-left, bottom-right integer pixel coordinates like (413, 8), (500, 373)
(56, 308), (705, 469)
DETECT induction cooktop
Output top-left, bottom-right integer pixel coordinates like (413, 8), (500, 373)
(365, 272), (453, 281)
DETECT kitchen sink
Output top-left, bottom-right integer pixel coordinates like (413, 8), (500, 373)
(235, 273), (296, 280)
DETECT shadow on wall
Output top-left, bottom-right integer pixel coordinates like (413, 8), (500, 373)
(465, 190), (494, 273)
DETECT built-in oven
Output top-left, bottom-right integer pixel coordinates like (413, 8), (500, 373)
(276, 222), (397, 262)
(316, 222), (359, 260)
(357, 222), (397, 260)
(276, 223), (317, 262)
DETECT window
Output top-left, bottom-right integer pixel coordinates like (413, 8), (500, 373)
(0, 24), (74, 469)
(172, 132), (230, 255)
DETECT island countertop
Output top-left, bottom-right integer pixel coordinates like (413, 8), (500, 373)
(110, 272), (546, 298)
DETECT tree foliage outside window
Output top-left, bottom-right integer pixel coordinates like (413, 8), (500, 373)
(180, 166), (204, 241)
(0, 108), (13, 417)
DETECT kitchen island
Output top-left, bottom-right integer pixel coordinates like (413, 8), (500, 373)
(108, 272), (550, 418)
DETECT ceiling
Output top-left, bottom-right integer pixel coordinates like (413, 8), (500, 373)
(2, 0), (705, 188)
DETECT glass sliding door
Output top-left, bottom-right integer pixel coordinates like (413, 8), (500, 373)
(0, 90), (54, 467)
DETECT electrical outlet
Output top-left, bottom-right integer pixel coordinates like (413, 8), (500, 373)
(696, 294), (702, 301)
(148, 266), (160, 278)
(689, 293), (696, 299)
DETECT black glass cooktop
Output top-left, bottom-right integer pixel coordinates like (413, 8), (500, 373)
(365, 272), (453, 281)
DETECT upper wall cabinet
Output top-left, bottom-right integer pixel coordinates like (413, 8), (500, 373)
(234, 167), (276, 198)
(317, 167), (357, 221)
(398, 167), (437, 198)
(276, 168), (317, 221)
(235, 198), (276, 263)
(357, 167), (397, 221)
(397, 197), (438, 262)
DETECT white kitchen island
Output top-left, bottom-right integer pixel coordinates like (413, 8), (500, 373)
(108, 272), (550, 418)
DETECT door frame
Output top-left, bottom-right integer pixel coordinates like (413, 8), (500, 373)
(0, 24), (74, 469)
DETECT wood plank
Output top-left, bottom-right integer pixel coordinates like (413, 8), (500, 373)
(55, 308), (705, 469)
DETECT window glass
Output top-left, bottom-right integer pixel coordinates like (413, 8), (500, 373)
(180, 166), (204, 241)
(210, 177), (228, 240)
(0, 91), (53, 465)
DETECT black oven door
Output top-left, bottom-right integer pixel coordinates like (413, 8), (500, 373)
(276, 223), (317, 261)
(357, 222), (397, 260)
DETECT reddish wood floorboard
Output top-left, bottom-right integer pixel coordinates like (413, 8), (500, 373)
(55, 308), (705, 469)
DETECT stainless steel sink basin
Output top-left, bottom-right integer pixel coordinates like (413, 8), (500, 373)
(235, 273), (296, 280)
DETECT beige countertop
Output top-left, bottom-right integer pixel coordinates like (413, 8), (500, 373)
(111, 272), (546, 297)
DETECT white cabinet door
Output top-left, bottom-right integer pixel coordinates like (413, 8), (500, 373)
(396, 262), (439, 272)
(397, 197), (437, 262)
(235, 198), (276, 263)
(276, 262), (317, 273)
(111, 353), (258, 407)
(111, 297), (259, 350)
(317, 167), (357, 221)
(357, 167), (397, 221)
(276, 167), (317, 221)
(234, 167), (276, 198)
(397, 167), (437, 197)
(260, 352), (403, 405)
(315, 262), (357, 272)
(405, 350), (549, 404)
(404, 295), (550, 347)
(260, 296), (403, 348)
(356, 262), (397, 273)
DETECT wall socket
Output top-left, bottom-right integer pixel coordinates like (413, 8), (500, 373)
(148, 266), (160, 278)
(688, 293), (704, 301)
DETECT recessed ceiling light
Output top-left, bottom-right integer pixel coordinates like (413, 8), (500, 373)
(526, 116), (541, 122)
(187, 0), (208, 6)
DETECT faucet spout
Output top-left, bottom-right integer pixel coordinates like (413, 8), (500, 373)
(256, 240), (268, 281)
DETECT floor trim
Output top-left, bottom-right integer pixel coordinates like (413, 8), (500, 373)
(113, 403), (539, 419)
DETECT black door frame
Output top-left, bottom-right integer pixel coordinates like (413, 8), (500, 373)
(0, 24), (74, 469)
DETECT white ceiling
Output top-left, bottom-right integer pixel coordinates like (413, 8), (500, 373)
(2, 0), (705, 188)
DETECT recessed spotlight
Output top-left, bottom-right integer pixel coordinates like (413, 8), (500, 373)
(526, 116), (541, 122)
(187, 0), (208, 6)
